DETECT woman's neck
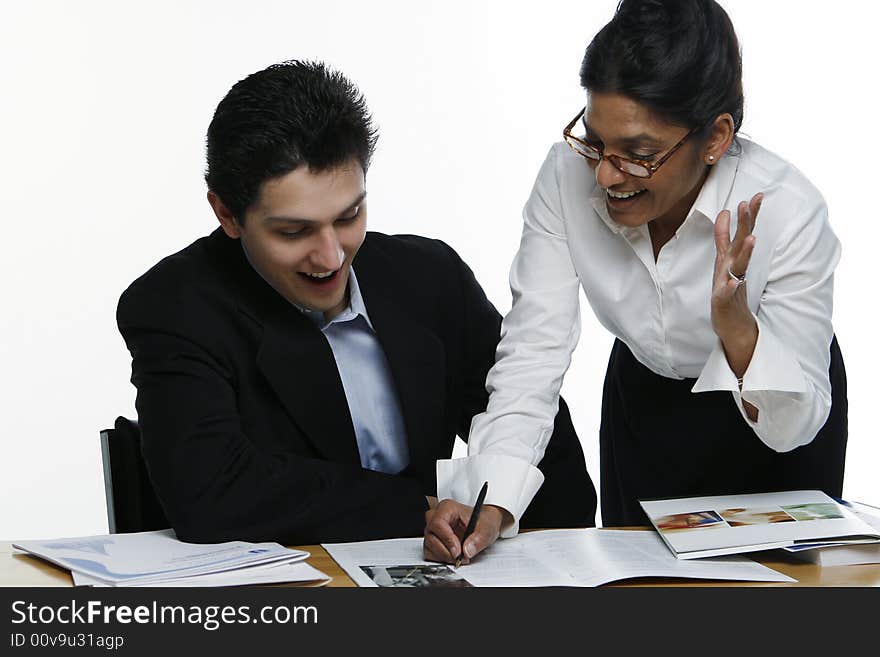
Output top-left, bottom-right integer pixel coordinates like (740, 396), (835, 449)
(648, 167), (709, 259)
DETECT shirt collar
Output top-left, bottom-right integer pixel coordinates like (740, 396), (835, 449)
(690, 147), (740, 224)
(589, 147), (741, 235)
(297, 268), (375, 331)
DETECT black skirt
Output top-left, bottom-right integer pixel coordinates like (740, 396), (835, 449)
(599, 337), (847, 527)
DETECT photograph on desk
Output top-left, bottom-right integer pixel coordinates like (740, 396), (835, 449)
(361, 564), (473, 588)
(655, 511), (727, 532)
(719, 508), (798, 527)
(781, 504), (846, 522)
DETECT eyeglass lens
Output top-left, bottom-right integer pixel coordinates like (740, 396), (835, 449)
(564, 136), (651, 177)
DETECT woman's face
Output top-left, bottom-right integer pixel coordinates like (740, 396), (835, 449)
(583, 92), (709, 230)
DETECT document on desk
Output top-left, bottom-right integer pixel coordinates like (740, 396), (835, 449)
(640, 490), (880, 559)
(13, 529), (317, 586)
(323, 529), (795, 587)
(71, 561), (330, 587)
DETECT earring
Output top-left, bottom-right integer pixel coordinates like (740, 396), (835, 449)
(708, 155), (715, 163)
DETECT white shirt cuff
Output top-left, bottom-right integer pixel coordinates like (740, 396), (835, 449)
(691, 314), (807, 394)
(436, 454), (545, 538)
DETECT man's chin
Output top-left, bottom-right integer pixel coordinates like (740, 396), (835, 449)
(296, 289), (348, 317)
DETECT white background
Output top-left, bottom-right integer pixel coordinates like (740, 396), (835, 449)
(1, 0), (877, 539)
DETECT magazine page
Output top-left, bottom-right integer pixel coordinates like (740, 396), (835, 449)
(513, 530), (793, 585)
(640, 490), (880, 559)
(323, 529), (794, 587)
(322, 536), (575, 587)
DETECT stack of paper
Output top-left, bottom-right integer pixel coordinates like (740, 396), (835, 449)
(784, 501), (880, 566)
(13, 529), (330, 587)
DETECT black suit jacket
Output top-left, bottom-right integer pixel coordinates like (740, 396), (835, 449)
(117, 229), (596, 544)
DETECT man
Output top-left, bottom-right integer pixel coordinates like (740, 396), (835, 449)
(117, 60), (596, 545)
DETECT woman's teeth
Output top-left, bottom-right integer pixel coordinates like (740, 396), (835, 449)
(607, 188), (646, 199)
(305, 271), (336, 279)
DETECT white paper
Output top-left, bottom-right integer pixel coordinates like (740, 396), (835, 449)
(517, 530), (794, 586)
(639, 490), (880, 559)
(72, 560), (329, 587)
(13, 529), (308, 584)
(323, 529), (795, 587)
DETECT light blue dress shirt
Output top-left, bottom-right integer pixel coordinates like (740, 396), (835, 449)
(299, 269), (410, 474)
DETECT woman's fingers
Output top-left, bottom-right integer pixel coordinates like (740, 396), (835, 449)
(748, 192), (763, 232)
(731, 234), (756, 284)
(714, 209), (731, 254)
(729, 194), (763, 274)
(734, 200), (750, 248)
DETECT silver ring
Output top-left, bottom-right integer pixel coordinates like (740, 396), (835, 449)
(727, 265), (746, 286)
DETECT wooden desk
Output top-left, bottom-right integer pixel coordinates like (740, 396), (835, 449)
(4, 537), (880, 587)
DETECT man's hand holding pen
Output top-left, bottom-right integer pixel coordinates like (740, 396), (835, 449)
(424, 483), (511, 565)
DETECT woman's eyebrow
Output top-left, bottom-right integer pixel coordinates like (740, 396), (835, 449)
(618, 133), (663, 147)
(584, 124), (663, 148)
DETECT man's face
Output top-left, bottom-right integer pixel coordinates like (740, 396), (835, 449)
(221, 160), (367, 320)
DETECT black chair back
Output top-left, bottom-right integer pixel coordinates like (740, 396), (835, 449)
(99, 417), (170, 533)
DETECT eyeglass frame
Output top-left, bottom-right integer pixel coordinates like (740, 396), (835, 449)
(562, 106), (703, 179)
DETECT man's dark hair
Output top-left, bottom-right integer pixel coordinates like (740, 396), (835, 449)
(205, 60), (378, 223)
(580, 0), (743, 135)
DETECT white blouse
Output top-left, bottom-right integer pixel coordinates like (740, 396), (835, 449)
(437, 137), (842, 535)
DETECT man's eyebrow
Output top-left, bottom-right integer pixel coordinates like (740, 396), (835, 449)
(264, 191), (367, 225)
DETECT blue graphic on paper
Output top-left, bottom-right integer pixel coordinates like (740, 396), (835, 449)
(61, 547), (293, 581)
(43, 539), (115, 556)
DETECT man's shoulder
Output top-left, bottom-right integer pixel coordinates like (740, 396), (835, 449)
(356, 232), (498, 329)
(124, 233), (213, 290)
(117, 229), (243, 325)
(359, 231), (462, 276)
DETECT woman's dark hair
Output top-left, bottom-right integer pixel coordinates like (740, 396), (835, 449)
(580, 0), (743, 134)
(205, 60), (378, 223)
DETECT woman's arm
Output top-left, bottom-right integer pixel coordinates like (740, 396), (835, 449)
(427, 145), (583, 560)
(695, 190), (841, 451)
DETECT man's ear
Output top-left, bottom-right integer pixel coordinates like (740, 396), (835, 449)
(207, 191), (242, 239)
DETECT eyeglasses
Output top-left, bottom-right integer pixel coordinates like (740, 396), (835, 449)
(563, 107), (700, 179)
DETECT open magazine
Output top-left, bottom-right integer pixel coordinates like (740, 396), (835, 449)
(323, 528), (795, 587)
(640, 490), (880, 560)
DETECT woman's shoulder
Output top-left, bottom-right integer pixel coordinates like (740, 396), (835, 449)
(538, 141), (601, 195)
(734, 137), (825, 208)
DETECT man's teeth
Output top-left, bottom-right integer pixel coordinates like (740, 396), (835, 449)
(607, 188), (646, 199)
(305, 271), (335, 279)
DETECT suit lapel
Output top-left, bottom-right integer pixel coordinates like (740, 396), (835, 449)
(209, 229), (361, 466)
(357, 269), (447, 483)
(211, 228), (447, 476)
(254, 312), (362, 465)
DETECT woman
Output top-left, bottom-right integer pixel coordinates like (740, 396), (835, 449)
(424, 0), (846, 564)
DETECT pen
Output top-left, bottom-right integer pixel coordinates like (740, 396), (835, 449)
(454, 481), (489, 568)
